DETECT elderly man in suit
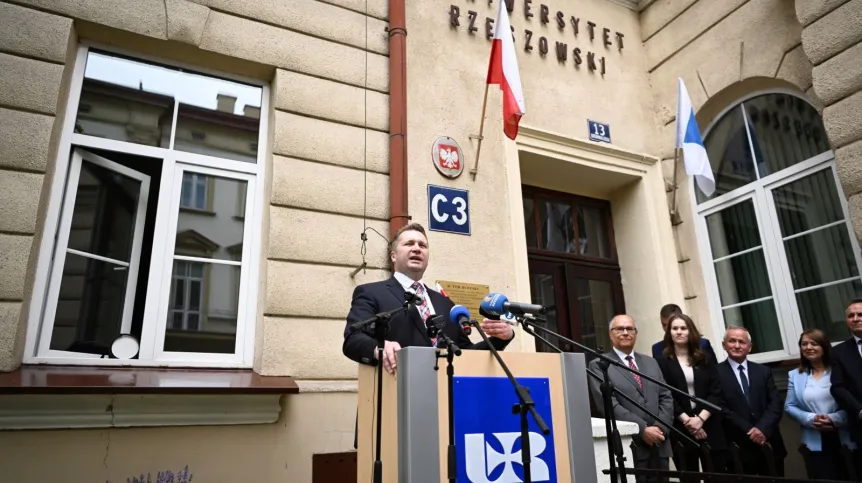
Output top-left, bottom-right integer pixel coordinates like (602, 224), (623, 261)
(830, 298), (862, 477)
(589, 314), (674, 483)
(717, 327), (786, 476)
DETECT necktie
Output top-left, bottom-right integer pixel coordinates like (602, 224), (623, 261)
(738, 365), (750, 401)
(626, 356), (642, 390)
(411, 282), (435, 345)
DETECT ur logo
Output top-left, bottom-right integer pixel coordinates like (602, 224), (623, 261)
(454, 376), (557, 483)
(464, 431), (550, 483)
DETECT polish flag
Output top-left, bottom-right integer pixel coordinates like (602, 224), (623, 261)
(486, 0), (525, 140)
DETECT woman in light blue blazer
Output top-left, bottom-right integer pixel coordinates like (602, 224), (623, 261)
(785, 328), (857, 481)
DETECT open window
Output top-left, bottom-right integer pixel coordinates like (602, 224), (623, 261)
(26, 46), (268, 367)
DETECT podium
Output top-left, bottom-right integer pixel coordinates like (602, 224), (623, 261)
(356, 347), (598, 483)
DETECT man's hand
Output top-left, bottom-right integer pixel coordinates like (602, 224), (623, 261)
(747, 427), (766, 445)
(694, 428), (707, 441)
(480, 319), (515, 340)
(642, 426), (665, 446)
(373, 341), (402, 374)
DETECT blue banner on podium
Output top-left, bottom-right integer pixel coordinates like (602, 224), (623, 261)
(453, 376), (557, 483)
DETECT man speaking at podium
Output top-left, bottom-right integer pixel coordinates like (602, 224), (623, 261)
(342, 223), (515, 374)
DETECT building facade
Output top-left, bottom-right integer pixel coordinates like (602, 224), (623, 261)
(0, 0), (860, 481)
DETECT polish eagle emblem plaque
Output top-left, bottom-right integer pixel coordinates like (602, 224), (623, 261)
(432, 136), (464, 179)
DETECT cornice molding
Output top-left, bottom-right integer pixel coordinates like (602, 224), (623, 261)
(0, 393), (282, 430)
(516, 125), (661, 168)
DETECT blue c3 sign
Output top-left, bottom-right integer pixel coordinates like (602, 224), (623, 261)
(428, 184), (471, 235)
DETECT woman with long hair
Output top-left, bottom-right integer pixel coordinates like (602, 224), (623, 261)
(655, 314), (727, 482)
(784, 328), (857, 480)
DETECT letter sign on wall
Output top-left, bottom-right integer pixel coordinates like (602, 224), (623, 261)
(428, 184), (470, 235)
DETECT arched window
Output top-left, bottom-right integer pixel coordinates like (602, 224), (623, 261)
(695, 92), (862, 361)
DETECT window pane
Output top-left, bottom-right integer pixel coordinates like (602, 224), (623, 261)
(539, 199), (575, 253)
(773, 169), (844, 237)
(164, 263), (240, 354)
(701, 106), (757, 202)
(523, 197), (537, 248)
(530, 273), (560, 353)
(76, 51), (262, 161)
(797, 280), (862, 342)
(744, 94), (829, 176)
(706, 200), (761, 259)
(50, 253), (129, 354)
(784, 225), (859, 289)
(175, 174), (247, 261)
(714, 250), (772, 306)
(722, 299), (782, 354)
(578, 206), (610, 258)
(575, 279), (614, 354)
(174, 93), (261, 163)
(67, 160), (141, 263)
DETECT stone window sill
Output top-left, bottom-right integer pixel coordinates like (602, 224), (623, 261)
(0, 365), (298, 430)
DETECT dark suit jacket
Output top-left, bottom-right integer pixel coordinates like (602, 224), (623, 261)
(830, 337), (862, 445)
(588, 351), (675, 460)
(652, 337), (716, 360)
(717, 359), (787, 460)
(342, 277), (511, 364)
(655, 353), (727, 450)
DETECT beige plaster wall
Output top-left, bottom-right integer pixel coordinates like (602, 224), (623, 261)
(796, 0), (862, 244)
(641, 0), (814, 343)
(0, 0), (392, 380)
(0, 390), (358, 483)
(405, 0), (660, 351)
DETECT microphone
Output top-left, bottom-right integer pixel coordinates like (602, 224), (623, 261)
(449, 305), (472, 336)
(426, 314), (446, 339)
(479, 293), (546, 319)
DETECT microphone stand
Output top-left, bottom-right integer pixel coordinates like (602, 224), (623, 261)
(467, 318), (550, 483)
(518, 319), (702, 448)
(516, 315), (719, 483)
(434, 330), (461, 483)
(348, 292), (421, 483)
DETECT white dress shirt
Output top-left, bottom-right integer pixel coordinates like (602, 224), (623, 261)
(613, 347), (637, 368)
(728, 358), (750, 394)
(855, 335), (862, 357)
(393, 272), (436, 316)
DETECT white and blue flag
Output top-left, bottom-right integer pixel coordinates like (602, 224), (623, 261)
(675, 78), (716, 197)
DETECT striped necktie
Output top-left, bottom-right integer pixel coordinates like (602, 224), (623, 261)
(411, 282), (435, 345)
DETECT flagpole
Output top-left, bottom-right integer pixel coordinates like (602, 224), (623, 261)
(670, 147), (682, 225)
(470, 83), (491, 180)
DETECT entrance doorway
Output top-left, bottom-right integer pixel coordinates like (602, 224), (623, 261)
(522, 186), (625, 359)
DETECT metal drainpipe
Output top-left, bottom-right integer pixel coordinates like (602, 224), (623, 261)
(388, 0), (408, 240)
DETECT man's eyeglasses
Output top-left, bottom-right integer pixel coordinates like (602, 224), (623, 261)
(611, 327), (638, 333)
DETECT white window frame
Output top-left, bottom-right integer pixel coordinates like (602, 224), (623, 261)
(692, 90), (862, 364)
(23, 42), (269, 368)
(37, 149), (151, 360)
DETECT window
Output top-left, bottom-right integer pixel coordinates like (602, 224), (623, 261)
(25, 46), (268, 367)
(695, 92), (862, 362)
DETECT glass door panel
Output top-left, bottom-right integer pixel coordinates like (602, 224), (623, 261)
(528, 260), (569, 353)
(43, 149), (150, 356)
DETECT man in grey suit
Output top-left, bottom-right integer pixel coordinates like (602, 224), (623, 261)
(589, 314), (674, 483)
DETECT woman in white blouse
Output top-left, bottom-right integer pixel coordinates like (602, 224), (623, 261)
(784, 328), (857, 481)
